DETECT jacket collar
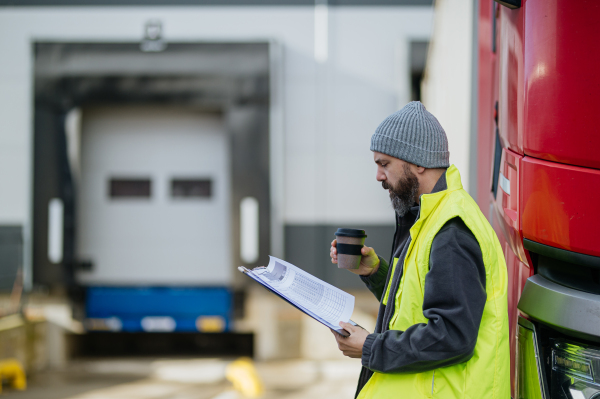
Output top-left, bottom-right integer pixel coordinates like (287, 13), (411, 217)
(431, 170), (448, 194)
(429, 164), (462, 195)
(422, 165), (461, 200)
(416, 164), (462, 225)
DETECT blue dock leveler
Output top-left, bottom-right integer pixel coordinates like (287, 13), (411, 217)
(85, 287), (232, 333)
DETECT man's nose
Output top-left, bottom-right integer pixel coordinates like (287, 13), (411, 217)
(376, 170), (385, 182)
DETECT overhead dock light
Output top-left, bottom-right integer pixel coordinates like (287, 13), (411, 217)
(140, 20), (167, 52)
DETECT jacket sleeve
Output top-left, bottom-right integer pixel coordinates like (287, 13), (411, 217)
(359, 256), (390, 301)
(361, 217), (487, 373)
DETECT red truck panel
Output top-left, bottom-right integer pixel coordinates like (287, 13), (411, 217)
(523, 0), (600, 169)
(521, 157), (600, 257)
(495, 148), (528, 263)
(480, 1), (600, 397)
(491, 147), (533, 398)
(498, 3), (524, 155)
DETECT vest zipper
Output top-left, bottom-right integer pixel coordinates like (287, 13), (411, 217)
(431, 370), (435, 396)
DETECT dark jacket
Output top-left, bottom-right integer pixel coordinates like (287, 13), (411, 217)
(355, 173), (487, 397)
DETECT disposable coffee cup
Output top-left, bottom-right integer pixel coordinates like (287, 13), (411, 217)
(334, 228), (367, 270)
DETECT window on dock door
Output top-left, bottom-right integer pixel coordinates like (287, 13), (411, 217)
(109, 178), (151, 198)
(171, 178), (212, 198)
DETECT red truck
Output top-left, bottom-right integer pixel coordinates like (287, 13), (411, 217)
(477, 0), (600, 397)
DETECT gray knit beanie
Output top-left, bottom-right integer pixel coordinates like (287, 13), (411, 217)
(370, 101), (450, 168)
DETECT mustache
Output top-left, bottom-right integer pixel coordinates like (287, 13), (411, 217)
(382, 181), (392, 190)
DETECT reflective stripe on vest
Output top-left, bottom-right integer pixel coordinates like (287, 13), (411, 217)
(358, 165), (510, 399)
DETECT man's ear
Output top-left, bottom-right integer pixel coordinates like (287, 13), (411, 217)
(414, 165), (426, 175)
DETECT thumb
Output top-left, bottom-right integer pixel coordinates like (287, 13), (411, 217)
(361, 246), (374, 256)
(339, 321), (356, 333)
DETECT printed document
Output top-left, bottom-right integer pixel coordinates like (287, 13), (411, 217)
(239, 256), (355, 333)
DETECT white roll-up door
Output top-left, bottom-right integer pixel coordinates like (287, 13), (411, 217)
(77, 106), (231, 285)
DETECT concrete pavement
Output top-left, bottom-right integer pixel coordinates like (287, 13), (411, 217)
(2, 358), (362, 399)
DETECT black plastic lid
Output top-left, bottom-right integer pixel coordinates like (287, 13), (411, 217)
(335, 228), (367, 238)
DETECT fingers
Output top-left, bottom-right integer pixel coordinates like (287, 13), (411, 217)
(330, 240), (338, 264)
(331, 329), (358, 357)
(331, 327), (346, 337)
(331, 329), (348, 349)
(335, 335), (348, 349)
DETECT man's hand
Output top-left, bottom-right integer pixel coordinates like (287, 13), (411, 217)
(331, 322), (371, 358)
(330, 239), (380, 276)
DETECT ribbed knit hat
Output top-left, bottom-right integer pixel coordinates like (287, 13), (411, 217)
(370, 101), (450, 168)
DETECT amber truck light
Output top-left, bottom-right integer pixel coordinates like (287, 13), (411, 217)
(551, 339), (600, 399)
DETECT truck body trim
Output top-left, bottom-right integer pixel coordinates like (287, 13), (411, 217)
(518, 274), (600, 342)
(524, 239), (600, 270)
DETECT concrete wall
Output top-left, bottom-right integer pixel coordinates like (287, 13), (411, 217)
(0, 5), (433, 288)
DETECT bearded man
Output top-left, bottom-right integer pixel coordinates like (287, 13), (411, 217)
(329, 101), (510, 399)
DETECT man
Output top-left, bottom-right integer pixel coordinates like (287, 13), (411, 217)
(329, 101), (509, 398)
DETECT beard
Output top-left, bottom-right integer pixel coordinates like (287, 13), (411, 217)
(382, 164), (420, 217)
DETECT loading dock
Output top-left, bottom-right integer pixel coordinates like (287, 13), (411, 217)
(33, 42), (277, 331)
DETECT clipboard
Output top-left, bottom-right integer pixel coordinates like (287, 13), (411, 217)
(239, 266), (360, 337)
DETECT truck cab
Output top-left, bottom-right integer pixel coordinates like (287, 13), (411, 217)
(478, 1), (600, 397)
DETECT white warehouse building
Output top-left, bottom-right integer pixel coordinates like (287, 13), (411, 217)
(0, 0), (434, 335)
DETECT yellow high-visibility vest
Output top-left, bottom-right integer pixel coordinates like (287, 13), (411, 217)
(358, 165), (510, 399)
